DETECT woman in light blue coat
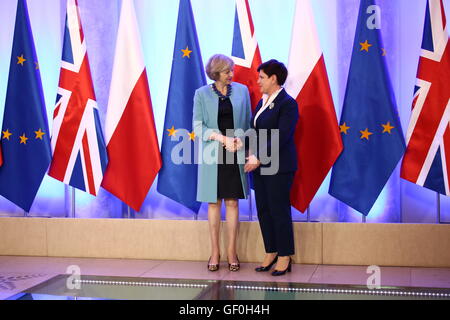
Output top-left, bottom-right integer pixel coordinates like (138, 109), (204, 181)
(193, 54), (251, 272)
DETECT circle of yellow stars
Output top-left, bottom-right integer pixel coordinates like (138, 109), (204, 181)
(162, 46), (196, 142)
(359, 40), (386, 56)
(0, 54), (46, 157)
(166, 126), (195, 141)
(2, 128), (46, 145)
(339, 121), (395, 140)
(339, 40), (391, 141)
(17, 53), (40, 69)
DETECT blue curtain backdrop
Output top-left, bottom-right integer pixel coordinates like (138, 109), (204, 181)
(0, 0), (449, 222)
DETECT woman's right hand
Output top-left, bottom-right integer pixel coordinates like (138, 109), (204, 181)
(244, 154), (261, 172)
(233, 137), (243, 151)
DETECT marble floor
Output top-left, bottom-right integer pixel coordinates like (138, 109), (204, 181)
(1, 255), (450, 300)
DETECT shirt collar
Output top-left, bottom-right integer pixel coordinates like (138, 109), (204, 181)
(262, 87), (283, 108)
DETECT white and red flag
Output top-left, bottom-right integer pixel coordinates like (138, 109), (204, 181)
(401, 0), (450, 195)
(101, 0), (162, 211)
(231, 0), (262, 111)
(49, 0), (108, 196)
(285, 0), (343, 212)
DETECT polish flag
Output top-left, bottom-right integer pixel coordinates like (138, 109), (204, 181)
(231, 0), (262, 111)
(0, 145), (3, 167)
(101, 0), (162, 211)
(285, 0), (343, 212)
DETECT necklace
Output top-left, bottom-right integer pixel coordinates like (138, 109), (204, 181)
(212, 83), (232, 100)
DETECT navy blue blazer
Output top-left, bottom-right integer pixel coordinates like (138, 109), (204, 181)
(250, 88), (299, 174)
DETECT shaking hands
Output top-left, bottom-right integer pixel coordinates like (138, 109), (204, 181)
(209, 132), (260, 172)
(224, 137), (261, 172)
(222, 136), (243, 153)
(210, 132), (243, 153)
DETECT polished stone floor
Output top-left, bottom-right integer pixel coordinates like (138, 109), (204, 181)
(1, 255), (450, 300)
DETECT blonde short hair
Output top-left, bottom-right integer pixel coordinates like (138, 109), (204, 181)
(205, 54), (235, 81)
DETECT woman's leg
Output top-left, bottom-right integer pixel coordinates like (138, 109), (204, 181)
(253, 172), (278, 266)
(265, 173), (295, 271)
(224, 198), (239, 263)
(208, 200), (222, 265)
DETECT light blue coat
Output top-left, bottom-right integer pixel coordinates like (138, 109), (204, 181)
(193, 82), (251, 203)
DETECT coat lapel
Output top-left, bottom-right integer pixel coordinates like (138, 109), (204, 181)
(271, 88), (287, 108)
(252, 88), (287, 128)
(230, 83), (241, 131)
(206, 85), (219, 129)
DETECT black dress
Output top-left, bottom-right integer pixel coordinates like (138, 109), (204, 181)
(217, 96), (245, 199)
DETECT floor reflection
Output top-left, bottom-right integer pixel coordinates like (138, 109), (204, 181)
(13, 274), (450, 300)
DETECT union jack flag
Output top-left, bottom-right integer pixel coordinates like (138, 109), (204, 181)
(231, 0), (262, 111)
(48, 0), (107, 196)
(401, 0), (450, 195)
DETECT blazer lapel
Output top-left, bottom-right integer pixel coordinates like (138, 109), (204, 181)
(251, 100), (263, 129)
(271, 88), (287, 108)
(252, 89), (287, 128)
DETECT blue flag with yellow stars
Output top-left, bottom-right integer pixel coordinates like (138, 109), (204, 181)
(156, 0), (206, 213)
(0, 0), (51, 212)
(328, 0), (405, 216)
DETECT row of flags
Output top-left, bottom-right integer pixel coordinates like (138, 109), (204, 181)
(0, 0), (448, 217)
(0, 0), (161, 212)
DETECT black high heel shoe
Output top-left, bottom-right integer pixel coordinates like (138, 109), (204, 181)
(255, 255), (278, 272)
(271, 257), (292, 276)
(207, 256), (220, 272)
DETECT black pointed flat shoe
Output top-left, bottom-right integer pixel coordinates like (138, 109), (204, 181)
(271, 257), (292, 276)
(255, 255), (278, 272)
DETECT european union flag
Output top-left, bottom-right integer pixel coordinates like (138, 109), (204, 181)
(0, 0), (51, 212)
(156, 0), (206, 213)
(328, 0), (405, 216)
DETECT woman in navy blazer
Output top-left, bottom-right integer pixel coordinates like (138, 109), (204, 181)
(245, 59), (299, 276)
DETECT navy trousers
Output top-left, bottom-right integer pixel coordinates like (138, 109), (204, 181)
(253, 171), (295, 256)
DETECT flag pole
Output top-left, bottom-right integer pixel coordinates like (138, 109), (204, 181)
(248, 191), (253, 221)
(362, 215), (366, 223)
(71, 187), (76, 218)
(306, 206), (310, 222)
(125, 205), (137, 219)
(437, 192), (441, 224)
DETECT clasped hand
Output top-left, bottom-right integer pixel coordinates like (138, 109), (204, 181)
(222, 136), (243, 152)
(223, 136), (261, 172)
(244, 154), (260, 173)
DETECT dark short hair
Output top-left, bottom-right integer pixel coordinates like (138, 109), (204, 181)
(257, 59), (288, 85)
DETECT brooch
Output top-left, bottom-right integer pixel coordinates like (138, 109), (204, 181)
(269, 102), (275, 110)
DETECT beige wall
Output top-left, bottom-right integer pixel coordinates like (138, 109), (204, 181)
(0, 218), (449, 267)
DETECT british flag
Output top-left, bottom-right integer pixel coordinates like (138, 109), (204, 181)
(48, 0), (107, 196)
(231, 0), (262, 111)
(401, 0), (450, 195)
